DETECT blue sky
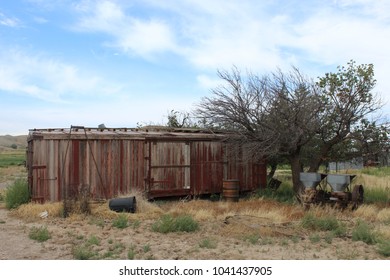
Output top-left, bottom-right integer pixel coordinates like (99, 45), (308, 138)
(1, 0), (390, 135)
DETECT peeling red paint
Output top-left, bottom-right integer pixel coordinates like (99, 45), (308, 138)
(27, 127), (267, 202)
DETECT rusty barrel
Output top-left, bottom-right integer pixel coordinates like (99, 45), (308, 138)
(223, 179), (240, 202)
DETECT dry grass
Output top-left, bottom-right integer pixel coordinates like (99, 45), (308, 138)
(5, 167), (390, 255)
(355, 173), (390, 191)
(4, 192), (390, 259)
(12, 202), (63, 221)
(0, 166), (26, 184)
(352, 205), (380, 222)
(377, 208), (390, 223)
(12, 194), (386, 226)
(11, 190), (164, 222)
(158, 198), (306, 240)
(0, 189), (6, 200)
(164, 198), (304, 223)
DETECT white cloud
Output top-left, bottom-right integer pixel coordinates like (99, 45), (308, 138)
(125, 1), (390, 105)
(115, 18), (177, 57)
(0, 92), (196, 133)
(121, 1), (292, 74)
(335, 0), (390, 22)
(283, 4), (390, 108)
(33, 16), (49, 24)
(3, 0), (390, 135)
(196, 74), (221, 90)
(0, 12), (21, 27)
(0, 49), (121, 102)
(74, 1), (178, 58)
(72, 1), (292, 69)
(290, 12), (390, 65)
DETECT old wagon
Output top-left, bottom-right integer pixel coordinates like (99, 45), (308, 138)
(300, 172), (364, 210)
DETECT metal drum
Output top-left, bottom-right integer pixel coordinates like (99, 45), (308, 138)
(109, 196), (137, 213)
(223, 179), (240, 202)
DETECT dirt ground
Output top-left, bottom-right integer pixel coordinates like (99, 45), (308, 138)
(0, 200), (387, 260)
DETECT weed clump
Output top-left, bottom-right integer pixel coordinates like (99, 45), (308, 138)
(301, 213), (347, 237)
(351, 220), (378, 245)
(28, 226), (51, 242)
(5, 178), (30, 209)
(377, 240), (390, 257)
(0, 189), (5, 202)
(72, 245), (98, 260)
(256, 181), (295, 204)
(127, 245), (136, 260)
(152, 214), (199, 233)
(87, 235), (100, 246)
(112, 213), (129, 229)
(199, 238), (217, 249)
(302, 214), (339, 230)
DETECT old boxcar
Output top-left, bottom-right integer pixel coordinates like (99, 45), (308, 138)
(26, 126), (266, 202)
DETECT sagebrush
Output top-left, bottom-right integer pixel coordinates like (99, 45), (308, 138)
(5, 178), (30, 209)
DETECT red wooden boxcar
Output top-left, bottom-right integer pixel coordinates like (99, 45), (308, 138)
(27, 126), (266, 202)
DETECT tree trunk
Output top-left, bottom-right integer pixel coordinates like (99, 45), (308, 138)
(290, 153), (304, 195)
(267, 162), (277, 180)
(308, 142), (333, 172)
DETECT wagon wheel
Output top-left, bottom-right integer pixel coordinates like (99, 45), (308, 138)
(351, 184), (364, 210)
(300, 189), (316, 210)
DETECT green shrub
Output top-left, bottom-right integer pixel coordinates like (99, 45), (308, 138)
(0, 151), (25, 167)
(309, 234), (321, 243)
(332, 223), (347, 237)
(89, 217), (105, 228)
(256, 181), (295, 204)
(101, 242), (126, 259)
(112, 213), (129, 229)
(351, 220), (378, 245)
(152, 215), (175, 233)
(152, 214), (199, 233)
(72, 235), (106, 259)
(132, 220), (141, 229)
(301, 213), (341, 231)
(0, 190), (5, 202)
(29, 226), (51, 242)
(377, 240), (390, 257)
(360, 167), (390, 177)
(5, 178), (30, 209)
(199, 238), (217, 249)
(324, 232), (334, 244)
(364, 188), (390, 205)
(87, 235), (100, 246)
(72, 245), (97, 260)
(127, 245), (136, 260)
(243, 234), (261, 245)
(143, 244), (151, 253)
(174, 215), (199, 232)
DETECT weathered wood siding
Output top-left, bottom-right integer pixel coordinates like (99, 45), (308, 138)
(27, 128), (266, 202)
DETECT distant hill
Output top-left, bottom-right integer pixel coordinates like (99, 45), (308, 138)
(0, 135), (28, 151)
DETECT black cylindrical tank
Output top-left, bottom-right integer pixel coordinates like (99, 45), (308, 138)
(109, 196), (137, 213)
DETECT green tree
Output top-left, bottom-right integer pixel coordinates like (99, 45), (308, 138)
(196, 61), (386, 195)
(308, 60), (384, 171)
(196, 66), (323, 193)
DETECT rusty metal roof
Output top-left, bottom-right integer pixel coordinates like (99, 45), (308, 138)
(28, 126), (230, 141)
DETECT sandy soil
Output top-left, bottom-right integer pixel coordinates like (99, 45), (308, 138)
(0, 202), (386, 260)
